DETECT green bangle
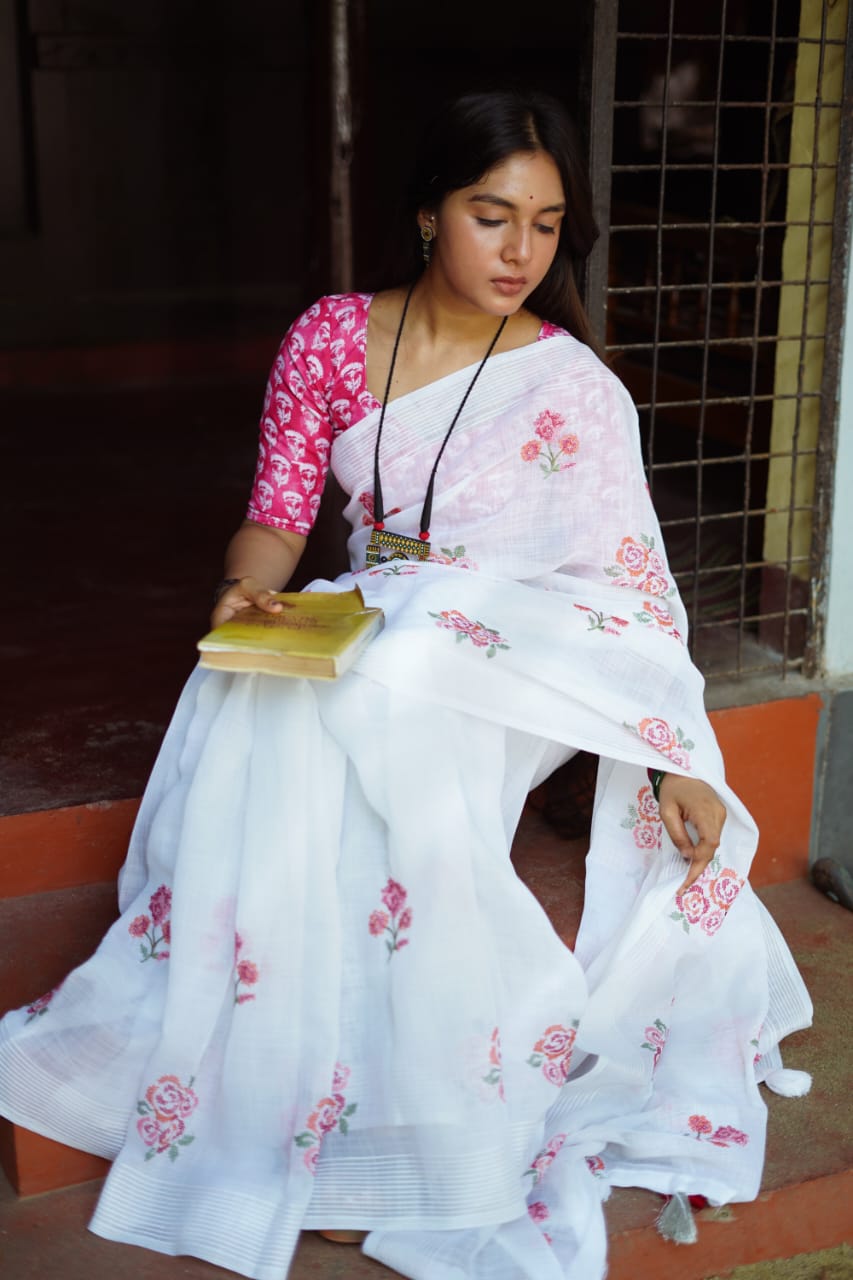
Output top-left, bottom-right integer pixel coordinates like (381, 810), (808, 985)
(648, 769), (666, 803)
(213, 577), (241, 605)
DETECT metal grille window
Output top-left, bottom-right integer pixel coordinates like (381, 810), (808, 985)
(589, 0), (851, 679)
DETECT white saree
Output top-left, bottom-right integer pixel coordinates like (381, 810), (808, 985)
(0, 334), (811, 1280)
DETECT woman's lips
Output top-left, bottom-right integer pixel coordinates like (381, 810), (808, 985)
(491, 277), (527, 296)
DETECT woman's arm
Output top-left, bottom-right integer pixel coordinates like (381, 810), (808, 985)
(210, 520), (307, 626)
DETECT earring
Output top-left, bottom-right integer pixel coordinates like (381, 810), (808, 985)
(420, 223), (435, 265)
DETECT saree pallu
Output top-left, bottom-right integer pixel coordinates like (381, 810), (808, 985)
(0, 335), (811, 1280)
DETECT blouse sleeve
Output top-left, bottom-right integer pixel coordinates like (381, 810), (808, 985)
(246, 302), (335, 535)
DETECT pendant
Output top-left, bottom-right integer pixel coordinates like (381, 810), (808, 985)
(365, 528), (431, 567)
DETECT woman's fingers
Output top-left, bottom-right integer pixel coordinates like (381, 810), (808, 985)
(658, 776), (727, 895)
(210, 579), (283, 628)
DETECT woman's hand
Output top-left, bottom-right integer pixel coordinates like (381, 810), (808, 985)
(210, 522), (307, 627)
(211, 576), (284, 629)
(658, 775), (727, 894)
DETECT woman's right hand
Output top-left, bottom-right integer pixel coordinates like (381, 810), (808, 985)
(210, 576), (284, 629)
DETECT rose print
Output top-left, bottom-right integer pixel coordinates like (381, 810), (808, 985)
(624, 717), (694, 770)
(129, 885), (172, 962)
(710, 1125), (749, 1147)
(136, 1074), (198, 1162)
(429, 609), (510, 658)
(585, 1154), (606, 1178)
(428, 544), (479, 571)
(685, 1115), (749, 1147)
(25, 983), (62, 1023)
(634, 598), (684, 643)
(710, 869), (743, 908)
(671, 856), (744, 934)
(633, 822), (660, 850)
(641, 1019), (668, 1069)
(524, 1133), (567, 1184)
(482, 1027), (506, 1101)
(621, 784), (663, 854)
(370, 879), (412, 958)
(294, 1062), (358, 1171)
(522, 410), (579, 475)
(574, 604), (630, 636)
(527, 1022), (578, 1086)
(636, 786), (660, 823)
(528, 1200), (550, 1222)
(678, 885), (710, 925)
(234, 932), (259, 1005)
(605, 534), (674, 597)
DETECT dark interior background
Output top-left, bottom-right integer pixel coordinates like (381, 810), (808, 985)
(0, 0), (596, 814)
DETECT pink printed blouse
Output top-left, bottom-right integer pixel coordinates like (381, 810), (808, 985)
(247, 292), (566, 535)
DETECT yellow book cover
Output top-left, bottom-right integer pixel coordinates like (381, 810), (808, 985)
(197, 586), (384, 679)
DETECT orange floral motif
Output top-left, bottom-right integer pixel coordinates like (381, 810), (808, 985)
(624, 717), (694, 770)
(605, 534), (674, 598)
(294, 1062), (357, 1174)
(621, 784), (663, 851)
(634, 599), (684, 644)
(136, 1074), (198, 1162)
(527, 1022), (578, 1087)
(671, 856), (745, 934)
(482, 1027), (506, 1101)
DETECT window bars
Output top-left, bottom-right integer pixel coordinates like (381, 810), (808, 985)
(588, 0), (851, 679)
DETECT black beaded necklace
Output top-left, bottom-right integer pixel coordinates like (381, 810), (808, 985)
(365, 282), (507, 567)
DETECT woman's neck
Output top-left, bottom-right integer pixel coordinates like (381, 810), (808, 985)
(406, 275), (519, 352)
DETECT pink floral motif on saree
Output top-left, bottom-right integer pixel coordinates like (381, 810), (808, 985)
(128, 884), (172, 962)
(136, 1074), (198, 1162)
(527, 1022), (578, 1086)
(622, 785), (663, 851)
(671, 856), (745, 934)
(605, 534), (674, 598)
(521, 409), (580, 476)
(625, 717), (694, 770)
(429, 610), (510, 657)
(293, 1062), (358, 1174)
(574, 604), (630, 636)
(686, 1114), (749, 1147)
(369, 878), (412, 958)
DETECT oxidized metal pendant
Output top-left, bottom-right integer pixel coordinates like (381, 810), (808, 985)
(365, 528), (431, 567)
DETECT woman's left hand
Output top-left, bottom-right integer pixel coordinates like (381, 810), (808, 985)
(658, 775), (727, 894)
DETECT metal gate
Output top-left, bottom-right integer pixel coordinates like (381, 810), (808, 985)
(586, 0), (852, 680)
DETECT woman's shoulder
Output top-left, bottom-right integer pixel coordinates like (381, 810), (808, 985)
(289, 292), (373, 335)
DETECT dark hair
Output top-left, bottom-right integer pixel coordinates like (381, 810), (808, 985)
(403, 89), (599, 348)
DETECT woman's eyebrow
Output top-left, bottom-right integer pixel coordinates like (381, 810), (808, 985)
(468, 193), (566, 214)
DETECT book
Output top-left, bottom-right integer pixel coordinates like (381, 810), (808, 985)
(197, 586), (384, 679)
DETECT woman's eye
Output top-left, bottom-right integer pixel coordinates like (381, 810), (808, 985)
(536, 224), (557, 235)
(475, 217), (505, 227)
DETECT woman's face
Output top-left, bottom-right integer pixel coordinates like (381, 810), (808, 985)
(421, 149), (566, 317)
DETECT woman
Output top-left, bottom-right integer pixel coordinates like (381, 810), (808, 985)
(0, 91), (810, 1280)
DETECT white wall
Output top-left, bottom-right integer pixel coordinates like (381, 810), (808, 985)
(823, 192), (853, 678)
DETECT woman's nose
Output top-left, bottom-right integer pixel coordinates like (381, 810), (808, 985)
(503, 226), (533, 265)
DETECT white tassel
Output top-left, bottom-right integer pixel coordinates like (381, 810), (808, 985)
(764, 1067), (812, 1097)
(655, 1192), (698, 1244)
